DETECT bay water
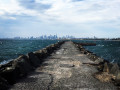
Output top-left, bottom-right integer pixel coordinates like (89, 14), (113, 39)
(0, 39), (120, 65)
(0, 39), (58, 64)
(73, 40), (120, 64)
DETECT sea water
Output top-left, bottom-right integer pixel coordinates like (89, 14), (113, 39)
(73, 40), (120, 64)
(0, 39), (58, 64)
(0, 39), (120, 65)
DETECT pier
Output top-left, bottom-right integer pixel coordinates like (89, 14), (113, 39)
(8, 41), (117, 90)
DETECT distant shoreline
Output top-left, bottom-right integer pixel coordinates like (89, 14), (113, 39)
(0, 38), (120, 41)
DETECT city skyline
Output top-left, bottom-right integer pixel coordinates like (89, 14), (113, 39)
(0, 0), (120, 38)
(0, 34), (119, 40)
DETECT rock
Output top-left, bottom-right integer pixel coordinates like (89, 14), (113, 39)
(42, 48), (48, 57)
(34, 48), (49, 59)
(34, 50), (43, 60)
(103, 62), (109, 73)
(94, 72), (115, 82)
(83, 51), (88, 54)
(109, 63), (119, 76)
(0, 76), (10, 90)
(28, 52), (41, 67)
(0, 65), (19, 84)
(0, 61), (12, 69)
(89, 54), (98, 61)
(80, 48), (85, 51)
(95, 58), (104, 64)
(0, 60), (20, 84)
(116, 70), (120, 81)
(12, 55), (33, 77)
(46, 46), (53, 54)
(0, 55), (33, 84)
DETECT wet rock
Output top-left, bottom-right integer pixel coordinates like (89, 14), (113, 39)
(28, 52), (41, 67)
(0, 61), (13, 69)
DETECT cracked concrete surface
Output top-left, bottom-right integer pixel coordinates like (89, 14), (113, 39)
(10, 41), (117, 90)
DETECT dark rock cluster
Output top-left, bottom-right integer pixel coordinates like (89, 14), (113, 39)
(74, 42), (120, 86)
(0, 41), (65, 90)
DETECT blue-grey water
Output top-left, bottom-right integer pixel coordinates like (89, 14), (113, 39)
(0, 39), (59, 64)
(73, 40), (120, 64)
(0, 40), (120, 65)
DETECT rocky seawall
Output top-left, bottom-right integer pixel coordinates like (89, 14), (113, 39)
(74, 42), (120, 88)
(0, 41), (65, 90)
(0, 41), (120, 90)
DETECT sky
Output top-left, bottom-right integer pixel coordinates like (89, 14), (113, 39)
(0, 0), (120, 38)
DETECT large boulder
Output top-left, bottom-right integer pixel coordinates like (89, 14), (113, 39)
(109, 63), (119, 76)
(28, 52), (41, 67)
(103, 62), (109, 73)
(0, 66), (18, 84)
(0, 55), (33, 84)
(12, 55), (33, 77)
(46, 46), (52, 54)
(0, 60), (19, 84)
(0, 76), (9, 90)
(89, 54), (98, 61)
(34, 48), (48, 61)
(116, 71), (120, 81)
(34, 50), (43, 60)
(42, 48), (48, 57)
(94, 58), (104, 64)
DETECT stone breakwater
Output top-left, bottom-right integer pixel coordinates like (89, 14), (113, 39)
(74, 42), (120, 88)
(0, 41), (65, 90)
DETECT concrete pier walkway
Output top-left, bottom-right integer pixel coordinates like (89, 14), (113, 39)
(10, 41), (117, 90)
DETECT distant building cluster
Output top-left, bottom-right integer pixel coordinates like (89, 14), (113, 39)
(1, 35), (120, 40)
(13, 35), (75, 40)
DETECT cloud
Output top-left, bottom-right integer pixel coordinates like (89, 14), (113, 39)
(18, 0), (51, 11)
(33, 0), (120, 24)
(0, 0), (120, 23)
(0, 0), (48, 20)
(0, 0), (120, 38)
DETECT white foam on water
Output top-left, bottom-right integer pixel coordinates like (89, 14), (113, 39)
(0, 59), (13, 65)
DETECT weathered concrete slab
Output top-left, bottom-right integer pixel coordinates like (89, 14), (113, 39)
(10, 41), (117, 90)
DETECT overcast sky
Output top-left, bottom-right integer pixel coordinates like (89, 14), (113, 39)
(0, 0), (120, 38)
